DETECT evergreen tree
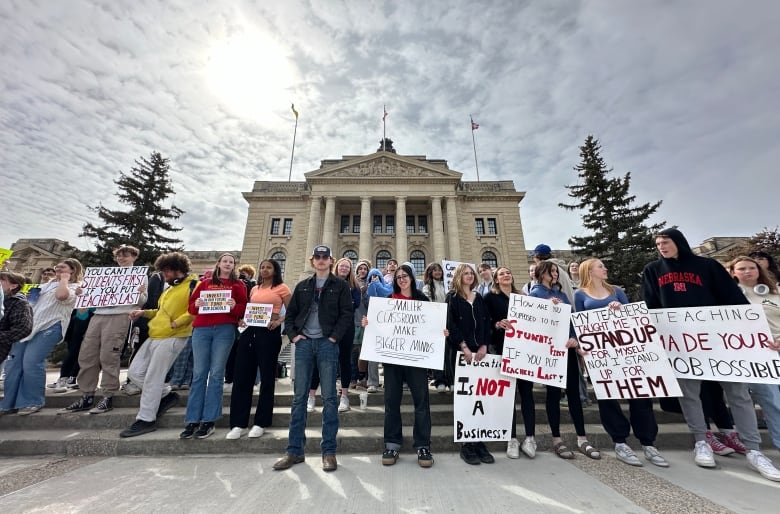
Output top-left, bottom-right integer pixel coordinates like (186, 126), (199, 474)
(749, 227), (780, 260)
(560, 136), (664, 300)
(80, 152), (184, 266)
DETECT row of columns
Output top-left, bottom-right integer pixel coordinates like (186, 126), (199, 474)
(306, 195), (461, 264)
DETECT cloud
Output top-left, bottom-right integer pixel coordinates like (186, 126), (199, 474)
(1, 0), (778, 257)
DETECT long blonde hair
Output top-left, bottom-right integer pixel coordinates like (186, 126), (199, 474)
(450, 263), (477, 299)
(578, 258), (615, 295)
(334, 257), (359, 289)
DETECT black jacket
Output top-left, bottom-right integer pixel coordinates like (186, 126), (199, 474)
(483, 290), (509, 353)
(641, 228), (748, 308)
(285, 273), (353, 342)
(446, 291), (491, 352)
(0, 293), (34, 364)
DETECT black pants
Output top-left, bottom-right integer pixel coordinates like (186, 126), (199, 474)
(512, 379), (536, 438)
(310, 324), (354, 391)
(59, 312), (93, 378)
(229, 326), (282, 428)
(598, 398), (658, 446)
(383, 363), (431, 450)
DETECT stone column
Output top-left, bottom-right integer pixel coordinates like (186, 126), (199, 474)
(306, 196), (322, 254)
(359, 196), (372, 260)
(430, 196), (445, 263)
(322, 196), (336, 248)
(445, 195), (461, 261)
(395, 196), (407, 263)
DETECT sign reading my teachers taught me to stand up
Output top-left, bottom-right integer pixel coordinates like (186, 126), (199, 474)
(75, 266), (149, 309)
(359, 297), (447, 370)
(454, 352), (516, 442)
(199, 290), (232, 314)
(650, 305), (780, 384)
(500, 294), (571, 387)
(570, 302), (682, 400)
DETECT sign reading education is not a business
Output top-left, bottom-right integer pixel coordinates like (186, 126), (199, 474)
(76, 266), (149, 309)
(650, 304), (780, 384)
(499, 294), (570, 387)
(359, 296), (447, 370)
(571, 302), (682, 400)
(454, 352), (516, 442)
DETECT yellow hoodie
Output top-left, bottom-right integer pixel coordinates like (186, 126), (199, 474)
(144, 274), (199, 339)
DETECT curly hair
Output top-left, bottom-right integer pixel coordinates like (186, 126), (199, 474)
(154, 252), (191, 274)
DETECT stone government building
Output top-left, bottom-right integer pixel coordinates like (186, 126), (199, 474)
(239, 144), (530, 281)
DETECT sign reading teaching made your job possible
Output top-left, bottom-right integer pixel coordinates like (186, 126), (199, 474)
(650, 304), (780, 384)
(454, 352), (516, 442)
(570, 302), (682, 400)
(359, 296), (447, 370)
(75, 266), (149, 309)
(499, 294), (571, 387)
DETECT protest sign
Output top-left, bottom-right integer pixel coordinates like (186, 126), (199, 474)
(199, 290), (232, 314)
(76, 266), (148, 309)
(649, 305), (780, 384)
(571, 302), (682, 399)
(499, 294), (570, 387)
(454, 352), (516, 442)
(359, 296), (447, 369)
(442, 260), (476, 294)
(0, 248), (12, 266)
(244, 303), (273, 327)
(21, 283), (39, 294)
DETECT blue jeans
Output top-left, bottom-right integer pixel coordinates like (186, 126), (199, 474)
(1, 322), (62, 410)
(751, 383), (780, 450)
(185, 324), (235, 423)
(288, 337), (339, 456)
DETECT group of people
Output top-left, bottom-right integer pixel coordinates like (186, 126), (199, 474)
(1, 229), (779, 483)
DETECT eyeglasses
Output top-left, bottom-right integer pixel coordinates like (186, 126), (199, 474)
(396, 274), (410, 281)
(313, 255), (330, 261)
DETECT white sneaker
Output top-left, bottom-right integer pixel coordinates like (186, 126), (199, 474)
(642, 445), (669, 467)
(694, 440), (716, 468)
(307, 395), (315, 413)
(436, 384), (446, 393)
(367, 385), (378, 393)
(226, 427), (246, 440)
(506, 438), (520, 459)
(746, 450), (780, 482)
(248, 425), (264, 438)
(521, 437), (537, 459)
(122, 382), (141, 396)
(338, 395), (350, 412)
(48, 377), (67, 389)
(615, 443), (643, 466)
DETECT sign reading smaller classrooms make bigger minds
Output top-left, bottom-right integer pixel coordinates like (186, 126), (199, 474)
(359, 297), (447, 370)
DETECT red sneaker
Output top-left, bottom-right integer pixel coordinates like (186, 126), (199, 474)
(721, 432), (748, 455)
(706, 431), (735, 456)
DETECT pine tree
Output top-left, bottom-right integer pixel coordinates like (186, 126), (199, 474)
(560, 136), (664, 300)
(80, 152), (184, 266)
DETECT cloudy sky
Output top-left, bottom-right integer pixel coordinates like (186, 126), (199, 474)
(2, 0), (778, 256)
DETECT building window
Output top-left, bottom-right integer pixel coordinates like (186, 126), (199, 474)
(475, 218), (485, 235)
(487, 218), (497, 235)
(340, 215), (350, 234)
(373, 215), (382, 234)
(271, 251), (286, 279)
(343, 250), (358, 267)
(406, 215), (416, 234)
(386, 215), (395, 234)
(353, 215), (361, 233)
(482, 251), (498, 269)
(270, 218), (281, 235)
(418, 215), (428, 233)
(283, 218), (293, 235)
(410, 250), (426, 275)
(376, 250), (391, 271)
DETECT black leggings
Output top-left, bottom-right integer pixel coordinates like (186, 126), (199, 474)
(310, 324), (355, 391)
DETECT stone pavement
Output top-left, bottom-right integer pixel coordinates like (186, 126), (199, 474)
(0, 448), (778, 513)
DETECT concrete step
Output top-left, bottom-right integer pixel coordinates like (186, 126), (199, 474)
(1, 423), (748, 457)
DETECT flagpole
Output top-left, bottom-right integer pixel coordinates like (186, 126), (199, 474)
(382, 104), (387, 151)
(470, 115), (480, 181)
(289, 104), (299, 182)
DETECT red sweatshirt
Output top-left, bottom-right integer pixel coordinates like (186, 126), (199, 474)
(188, 278), (248, 327)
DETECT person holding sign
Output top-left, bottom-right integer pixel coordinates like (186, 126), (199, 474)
(178, 253), (247, 439)
(529, 261), (600, 460)
(361, 263), (444, 468)
(423, 262), (449, 393)
(227, 259), (291, 440)
(273, 245), (353, 472)
(641, 228), (780, 481)
(1, 259), (82, 416)
(447, 263), (494, 465)
(575, 258), (668, 467)
(729, 256), (780, 452)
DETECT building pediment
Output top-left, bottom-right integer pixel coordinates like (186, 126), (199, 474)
(305, 152), (462, 181)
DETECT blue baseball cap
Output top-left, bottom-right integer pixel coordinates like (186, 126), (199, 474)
(533, 244), (552, 255)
